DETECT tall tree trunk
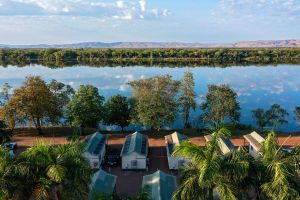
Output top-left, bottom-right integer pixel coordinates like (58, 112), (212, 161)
(36, 117), (43, 135)
(184, 110), (190, 128)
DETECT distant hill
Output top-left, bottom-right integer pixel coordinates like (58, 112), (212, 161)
(0, 39), (299, 48)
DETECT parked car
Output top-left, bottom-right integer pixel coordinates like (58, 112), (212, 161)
(106, 148), (120, 166)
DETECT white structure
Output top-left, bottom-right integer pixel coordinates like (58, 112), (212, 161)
(204, 134), (236, 156)
(142, 170), (177, 200)
(89, 170), (117, 199)
(121, 132), (148, 170)
(83, 132), (108, 169)
(243, 131), (265, 158)
(165, 131), (189, 170)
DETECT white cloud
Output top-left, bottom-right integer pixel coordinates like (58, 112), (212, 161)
(213, 0), (300, 23)
(116, 0), (126, 9)
(0, 0), (170, 21)
(139, 0), (146, 12)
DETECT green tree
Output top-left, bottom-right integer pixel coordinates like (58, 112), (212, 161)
(11, 76), (59, 135)
(255, 131), (300, 200)
(0, 121), (10, 144)
(0, 146), (19, 199)
(265, 104), (289, 129)
(18, 141), (93, 200)
(179, 71), (196, 128)
(201, 84), (240, 124)
(252, 104), (289, 130)
(0, 95), (26, 132)
(172, 123), (249, 200)
(252, 108), (268, 131)
(47, 79), (75, 124)
(129, 75), (180, 131)
(295, 106), (300, 124)
(67, 85), (104, 131)
(104, 94), (133, 132)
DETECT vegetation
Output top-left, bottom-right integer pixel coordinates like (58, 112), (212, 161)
(67, 85), (105, 132)
(179, 71), (196, 128)
(0, 141), (93, 200)
(104, 94), (134, 132)
(256, 131), (300, 200)
(172, 123), (250, 200)
(0, 48), (299, 67)
(201, 84), (240, 124)
(0, 120), (10, 144)
(129, 75), (180, 131)
(91, 188), (150, 200)
(0, 76), (73, 135)
(294, 106), (300, 124)
(252, 104), (289, 130)
(173, 125), (300, 200)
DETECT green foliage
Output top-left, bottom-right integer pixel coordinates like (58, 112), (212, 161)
(0, 121), (10, 144)
(127, 188), (150, 200)
(201, 84), (240, 124)
(179, 71), (196, 128)
(47, 79), (75, 124)
(172, 123), (249, 200)
(129, 75), (180, 131)
(258, 131), (300, 200)
(0, 141), (93, 200)
(104, 94), (134, 132)
(6, 76), (62, 135)
(0, 48), (300, 67)
(67, 84), (105, 128)
(252, 104), (289, 130)
(294, 106), (300, 124)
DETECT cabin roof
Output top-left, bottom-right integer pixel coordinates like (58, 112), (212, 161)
(204, 134), (236, 155)
(121, 132), (148, 156)
(90, 170), (117, 195)
(85, 132), (107, 155)
(142, 170), (177, 200)
(165, 131), (188, 155)
(243, 131), (265, 151)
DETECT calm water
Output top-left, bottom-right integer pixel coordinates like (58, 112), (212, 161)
(0, 64), (300, 132)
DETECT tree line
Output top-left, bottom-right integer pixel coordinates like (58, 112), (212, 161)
(0, 73), (299, 140)
(0, 48), (300, 67)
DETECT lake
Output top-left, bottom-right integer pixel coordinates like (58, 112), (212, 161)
(0, 64), (300, 132)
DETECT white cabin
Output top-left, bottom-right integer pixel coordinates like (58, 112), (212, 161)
(83, 132), (108, 169)
(243, 131), (265, 158)
(204, 134), (236, 156)
(121, 132), (148, 170)
(165, 132), (189, 170)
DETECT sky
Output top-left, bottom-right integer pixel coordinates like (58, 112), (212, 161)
(0, 0), (299, 44)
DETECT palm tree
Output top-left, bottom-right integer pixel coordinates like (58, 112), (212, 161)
(172, 123), (249, 200)
(18, 140), (93, 200)
(0, 147), (15, 199)
(255, 131), (300, 200)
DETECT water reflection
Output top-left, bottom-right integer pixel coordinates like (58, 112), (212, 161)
(0, 64), (299, 131)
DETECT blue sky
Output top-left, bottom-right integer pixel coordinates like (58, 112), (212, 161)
(0, 0), (299, 44)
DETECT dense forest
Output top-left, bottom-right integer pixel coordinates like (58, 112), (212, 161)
(0, 48), (299, 67)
